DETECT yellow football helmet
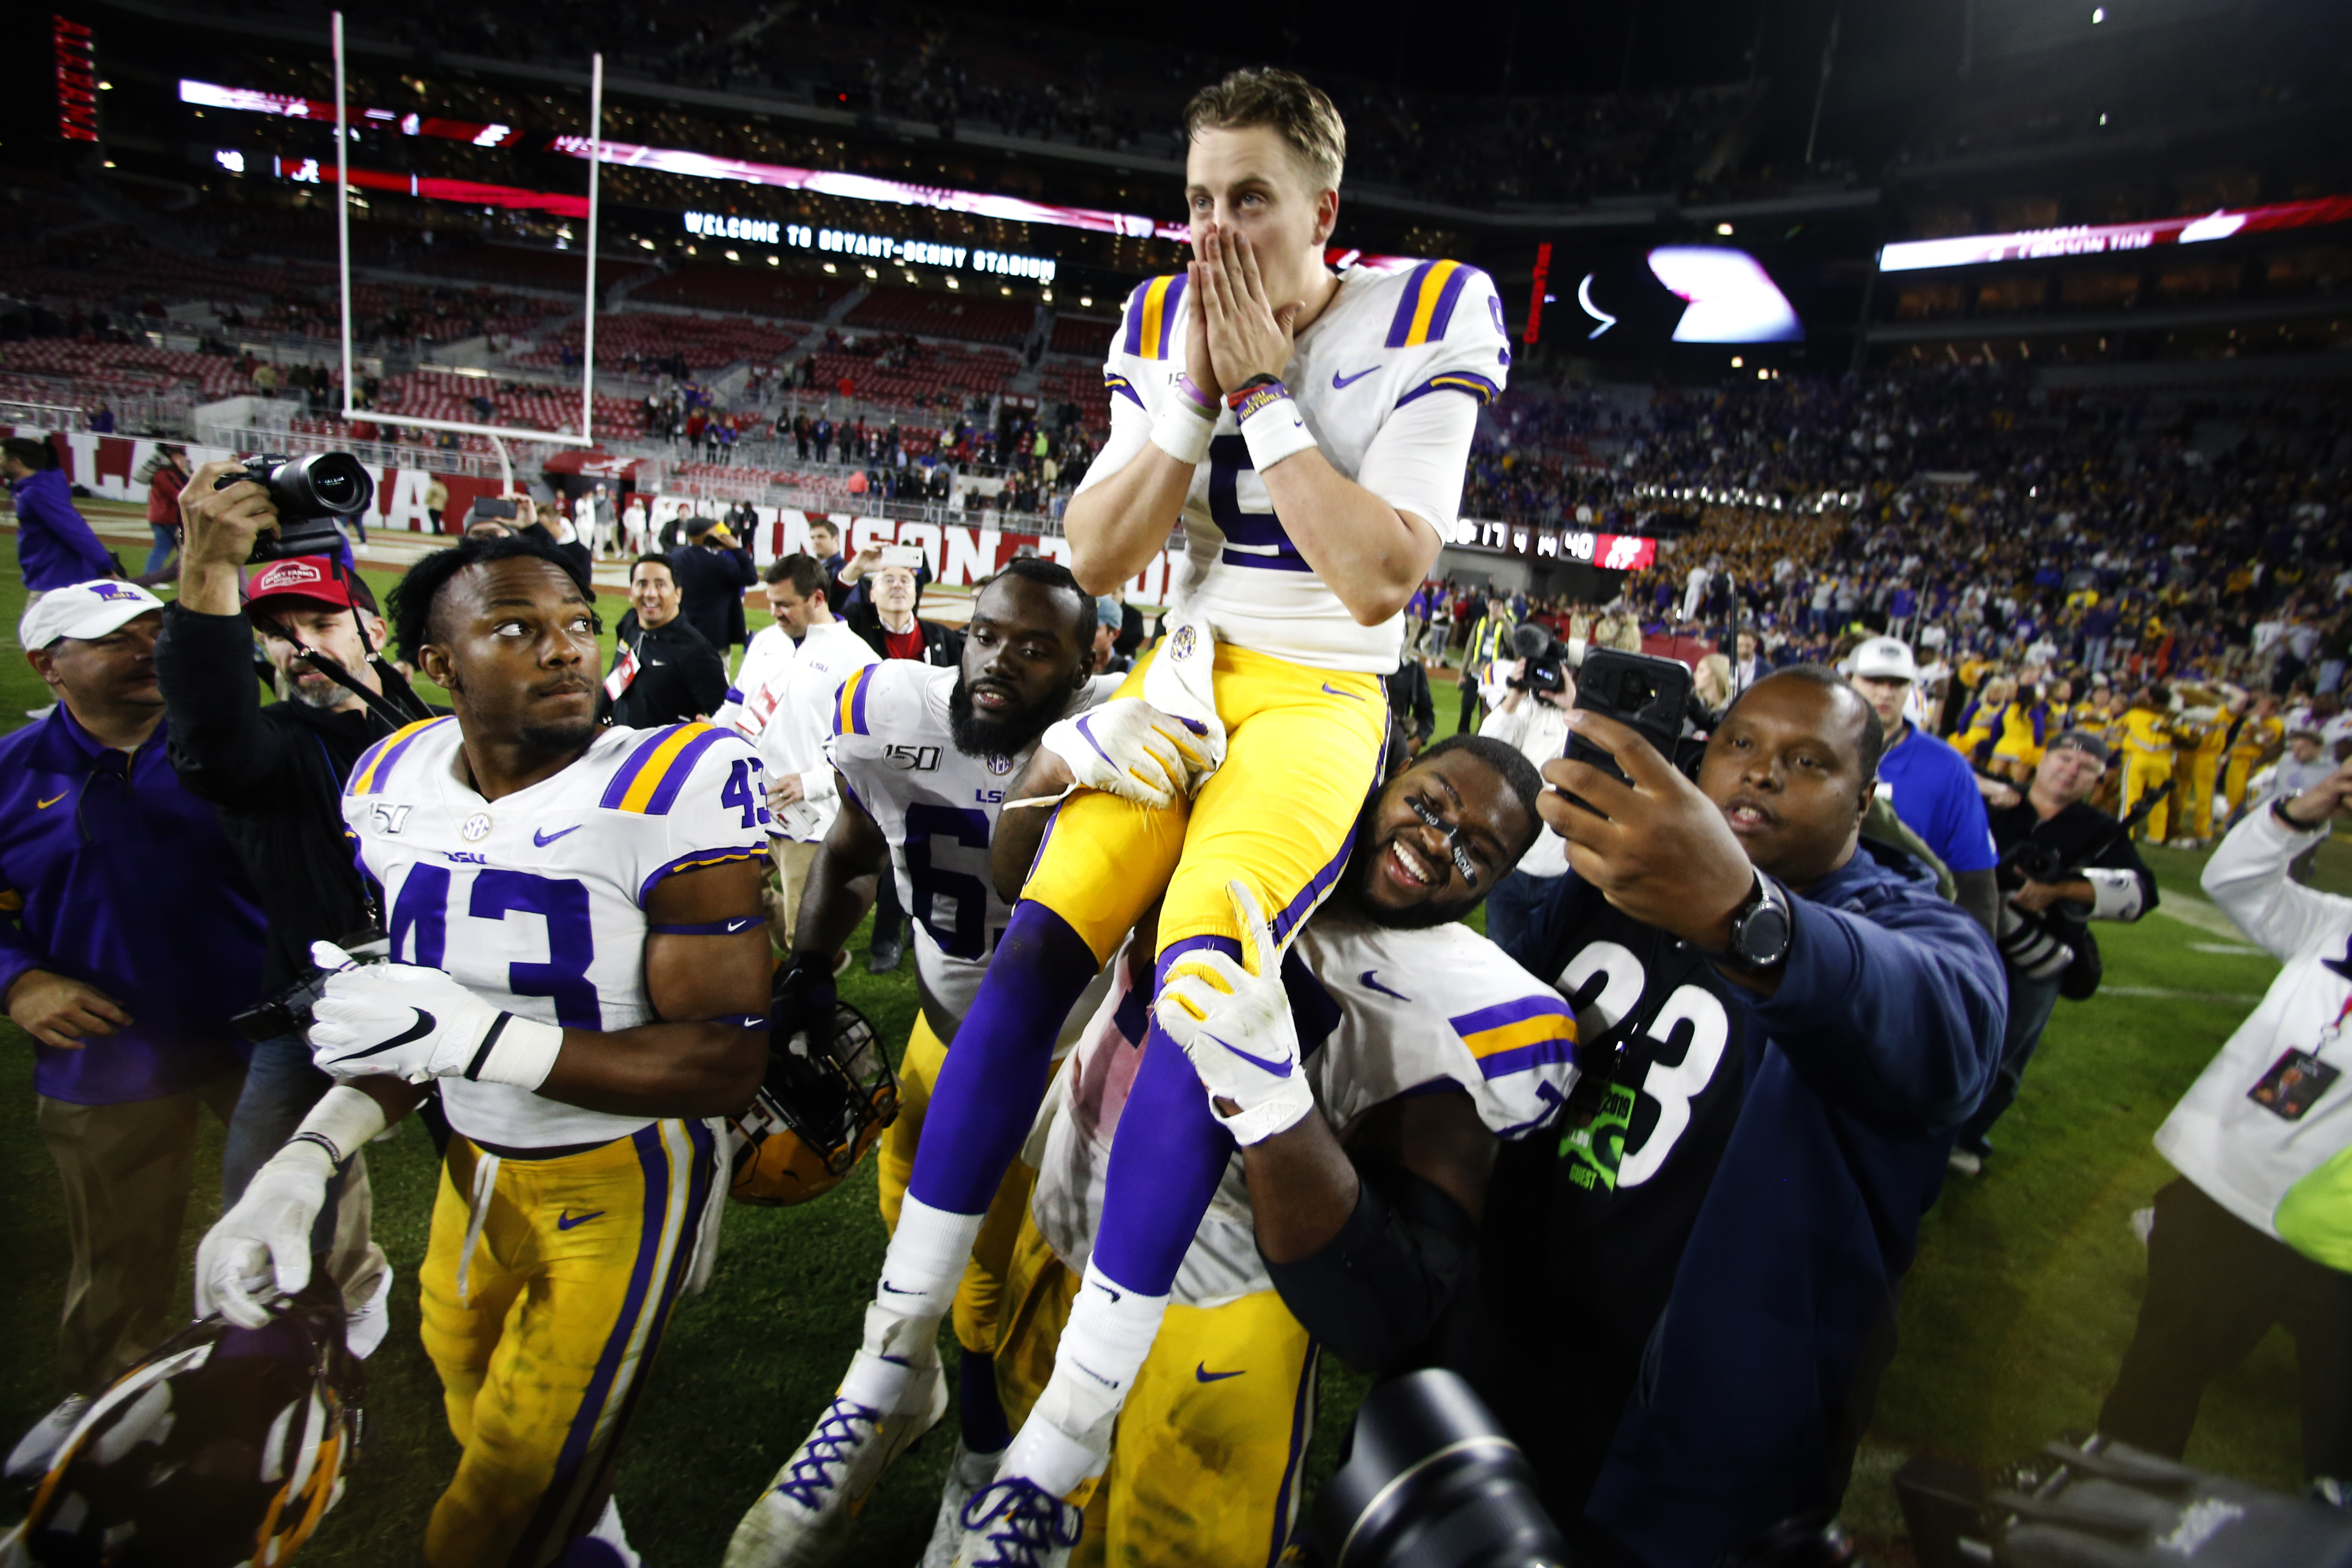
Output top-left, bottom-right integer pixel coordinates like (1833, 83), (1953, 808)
(730, 999), (899, 1206)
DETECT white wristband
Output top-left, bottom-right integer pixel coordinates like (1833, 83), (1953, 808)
(1235, 381), (1318, 472)
(469, 1013), (566, 1092)
(288, 1083), (388, 1165)
(1149, 398), (1216, 468)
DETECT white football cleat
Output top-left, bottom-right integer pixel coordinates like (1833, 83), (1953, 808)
(920, 1438), (1006, 1568)
(725, 1359), (948, 1568)
(952, 1477), (1082, 1568)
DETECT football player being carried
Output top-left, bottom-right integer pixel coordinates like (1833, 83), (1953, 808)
(730, 64), (1512, 1568)
(754, 558), (1152, 1553)
(195, 531), (775, 1568)
(943, 734), (1565, 1565)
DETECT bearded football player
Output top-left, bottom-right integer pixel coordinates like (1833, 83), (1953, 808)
(195, 535), (773, 1568)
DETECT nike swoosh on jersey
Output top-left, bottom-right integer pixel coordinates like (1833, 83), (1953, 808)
(727, 917), (756, 932)
(35, 793), (66, 809)
(1207, 1031), (1293, 1078)
(1331, 366), (1378, 389)
(534, 825), (581, 846)
(556, 1209), (605, 1230)
(1194, 1363), (1245, 1383)
(1321, 684), (1365, 700)
(1359, 970), (1412, 1002)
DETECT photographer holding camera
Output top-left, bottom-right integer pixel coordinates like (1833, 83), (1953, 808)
(1951, 729), (2157, 1174)
(152, 458), (431, 1338)
(1478, 623), (1576, 953)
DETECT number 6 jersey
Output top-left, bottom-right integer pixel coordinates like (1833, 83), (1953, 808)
(343, 716), (772, 1151)
(827, 661), (1122, 1037)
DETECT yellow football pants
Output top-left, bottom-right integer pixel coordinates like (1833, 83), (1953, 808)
(418, 1122), (715, 1568)
(994, 1216), (1321, 1567)
(2122, 754), (2175, 842)
(2223, 757), (2259, 822)
(880, 1011), (1037, 1357)
(1021, 637), (1388, 965)
(2180, 753), (2224, 840)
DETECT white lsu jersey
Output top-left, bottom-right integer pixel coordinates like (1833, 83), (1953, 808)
(1031, 906), (1579, 1307)
(343, 716), (772, 1151)
(827, 661), (1122, 1033)
(1080, 260), (1511, 674)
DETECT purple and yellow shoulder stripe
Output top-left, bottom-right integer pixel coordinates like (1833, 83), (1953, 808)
(1448, 994), (1579, 1079)
(1396, 369), (1504, 408)
(832, 665), (877, 738)
(1103, 370), (1144, 409)
(346, 716), (454, 797)
(1122, 273), (1188, 362)
(1385, 259), (1479, 349)
(599, 722), (730, 815)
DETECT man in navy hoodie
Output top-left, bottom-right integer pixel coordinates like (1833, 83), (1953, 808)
(1449, 665), (2005, 1568)
(2, 437), (115, 598)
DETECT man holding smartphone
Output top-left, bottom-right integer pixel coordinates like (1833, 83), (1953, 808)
(1456, 665), (2004, 1568)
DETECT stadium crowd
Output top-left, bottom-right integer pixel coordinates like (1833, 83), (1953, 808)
(1, 61), (2348, 1568)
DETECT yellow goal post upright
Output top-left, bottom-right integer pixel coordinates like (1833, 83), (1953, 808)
(330, 10), (602, 504)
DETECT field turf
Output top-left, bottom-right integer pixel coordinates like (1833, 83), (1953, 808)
(0, 566), (2331, 1563)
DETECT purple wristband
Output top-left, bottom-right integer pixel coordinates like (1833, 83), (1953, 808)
(1173, 372), (1218, 417)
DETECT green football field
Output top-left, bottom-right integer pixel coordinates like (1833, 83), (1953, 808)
(0, 561), (2331, 1564)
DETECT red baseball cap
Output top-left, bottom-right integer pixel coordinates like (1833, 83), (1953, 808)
(244, 556), (378, 620)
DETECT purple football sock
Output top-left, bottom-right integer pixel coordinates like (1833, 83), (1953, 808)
(1089, 937), (1243, 1296)
(958, 1349), (1011, 1455)
(905, 900), (1100, 1215)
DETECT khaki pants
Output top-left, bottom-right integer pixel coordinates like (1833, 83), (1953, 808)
(768, 837), (821, 951)
(38, 1075), (243, 1393)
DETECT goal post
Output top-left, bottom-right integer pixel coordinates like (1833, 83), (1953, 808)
(331, 10), (602, 495)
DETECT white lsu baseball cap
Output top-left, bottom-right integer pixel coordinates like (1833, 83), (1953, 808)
(19, 580), (167, 651)
(1850, 636), (1919, 683)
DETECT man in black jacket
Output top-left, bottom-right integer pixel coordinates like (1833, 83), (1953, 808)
(608, 554), (728, 728)
(155, 465), (427, 1331)
(1952, 727), (2157, 1171)
(845, 555), (961, 667)
(1385, 648), (1436, 756)
(668, 515), (757, 656)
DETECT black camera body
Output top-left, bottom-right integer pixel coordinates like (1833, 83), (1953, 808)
(1997, 838), (2070, 892)
(231, 929), (389, 1044)
(213, 453), (375, 563)
(1506, 623), (1568, 699)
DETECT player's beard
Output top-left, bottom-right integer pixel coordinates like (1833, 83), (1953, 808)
(1345, 794), (1486, 930)
(948, 674), (1060, 762)
(518, 711), (601, 754)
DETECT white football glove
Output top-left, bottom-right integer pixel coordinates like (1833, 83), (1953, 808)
(194, 1085), (382, 1328)
(304, 940), (564, 1090)
(1153, 881), (1316, 1146)
(1040, 699), (1223, 811)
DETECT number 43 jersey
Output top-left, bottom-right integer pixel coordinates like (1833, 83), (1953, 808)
(827, 662), (1122, 1035)
(343, 716), (772, 1151)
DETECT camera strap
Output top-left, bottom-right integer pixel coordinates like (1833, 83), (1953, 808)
(265, 607), (434, 732)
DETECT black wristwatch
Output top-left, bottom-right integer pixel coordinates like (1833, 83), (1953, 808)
(1717, 868), (1794, 974)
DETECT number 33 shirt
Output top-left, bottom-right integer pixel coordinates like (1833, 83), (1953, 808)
(343, 716), (771, 1151)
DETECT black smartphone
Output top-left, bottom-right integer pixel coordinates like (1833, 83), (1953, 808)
(1560, 649), (1695, 812)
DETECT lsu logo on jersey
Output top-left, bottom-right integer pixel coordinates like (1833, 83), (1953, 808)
(1170, 623), (1200, 662)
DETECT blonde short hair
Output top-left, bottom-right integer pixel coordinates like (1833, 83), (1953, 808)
(1183, 68), (1347, 192)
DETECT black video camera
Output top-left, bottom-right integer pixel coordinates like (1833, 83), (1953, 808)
(1316, 1370), (1566, 1568)
(212, 453), (375, 563)
(231, 930), (390, 1045)
(1506, 623), (1568, 699)
(1996, 837), (2071, 893)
